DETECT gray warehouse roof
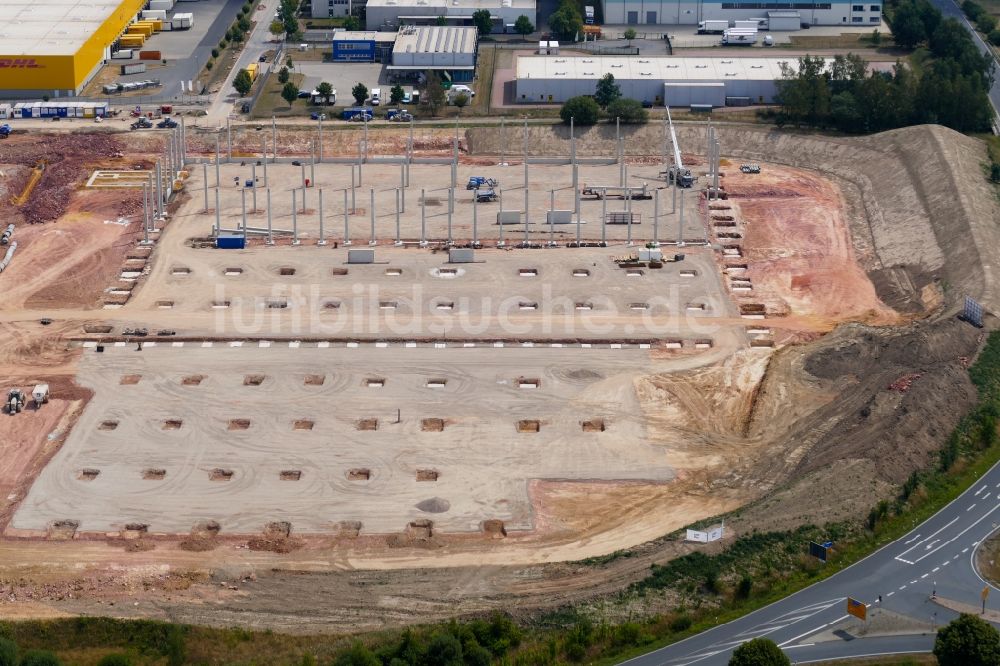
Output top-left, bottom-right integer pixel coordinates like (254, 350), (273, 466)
(393, 26), (478, 56)
(515, 55), (822, 82)
(368, 0), (533, 9)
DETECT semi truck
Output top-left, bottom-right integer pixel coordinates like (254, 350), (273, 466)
(697, 20), (729, 33)
(342, 106), (373, 121)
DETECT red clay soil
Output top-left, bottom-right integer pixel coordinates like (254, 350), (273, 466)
(728, 165), (898, 329)
(0, 132), (128, 224)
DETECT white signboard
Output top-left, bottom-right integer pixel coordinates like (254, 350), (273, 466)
(686, 525), (724, 543)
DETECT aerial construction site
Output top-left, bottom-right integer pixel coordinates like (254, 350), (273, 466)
(0, 117), (997, 632)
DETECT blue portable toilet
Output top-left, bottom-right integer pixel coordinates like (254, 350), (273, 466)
(216, 230), (246, 249)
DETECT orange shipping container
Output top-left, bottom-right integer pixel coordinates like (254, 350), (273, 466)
(139, 50), (161, 60)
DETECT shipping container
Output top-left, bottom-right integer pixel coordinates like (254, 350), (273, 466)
(139, 50), (161, 60)
(172, 12), (193, 29)
(0, 104), (10, 120)
(216, 232), (246, 249)
(111, 49), (134, 59)
(122, 63), (147, 75)
(142, 9), (167, 20)
(246, 63), (258, 82)
(148, 0), (173, 9)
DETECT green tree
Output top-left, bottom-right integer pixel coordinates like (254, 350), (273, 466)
(425, 71), (447, 115)
(284, 13), (299, 37)
(344, 15), (361, 30)
(594, 73), (621, 108)
(316, 81), (334, 104)
(514, 15), (535, 37)
(548, 3), (583, 40)
(425, 632), (463, 666)
(735, 574), (753, 600)
(390, 84), (405, 106)
(623, 27), (637, 44)
(334, 642), (380, 666)
(891, 2), (928, 49)
(990, 28), (1000, 45)
(282, 81), (300, 107)
(97, 656), (133, 666)
(278, 66), (290, 84)
(452, 92), (470, 111)
(977, 13), (997, 32)
(934, 613), (1000, 666)
(559, 95), (599, 125)
(0, 637), (16, 666)
(238, 14), (252, 32)
(269, 19), (286, 38)
(606, 97), (648, 123)
(472, 9), (493, 36)
(728, 638), (790, 666)
(352, 82), (368, 105)
(18, 652), (61, 666)
(233, 69), (254, 97)
(435, 15), (449, 26)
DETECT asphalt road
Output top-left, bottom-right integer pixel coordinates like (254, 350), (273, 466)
(621, 459), (1000, 666)
(926, 0), (1000, 116)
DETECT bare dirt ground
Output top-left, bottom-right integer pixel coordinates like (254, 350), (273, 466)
(0, 122), (997, 632)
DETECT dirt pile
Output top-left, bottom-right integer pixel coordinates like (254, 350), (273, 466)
(0, 132), (127, 224)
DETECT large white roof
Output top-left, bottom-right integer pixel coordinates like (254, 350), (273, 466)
(393, 26), (478, 56)
(516, 55), (817, 82)
(0, 0), (128, 57)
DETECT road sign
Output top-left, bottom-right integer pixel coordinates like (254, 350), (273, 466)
(846, 597), (867, 621)
(809, 541), (833, 562)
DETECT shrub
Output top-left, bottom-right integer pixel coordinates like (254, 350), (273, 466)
(559, 96), (599, 125)
(97, 655), (133, 666)
(934, 613), (1000, 666)
(606, 97), (648, 123)
(211, 48), (220, 58)
(729, 638), (790, 666)
(18, 651), (61, 666)
(206, 61), (213, 71)
(0, 637), (16, 666)
(670, 615), (693, 633)
(990, 28), (1000, 44)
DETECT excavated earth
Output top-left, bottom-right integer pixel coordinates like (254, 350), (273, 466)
(0, 123), (997, 632)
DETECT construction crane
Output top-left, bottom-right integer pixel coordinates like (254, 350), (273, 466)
(662, 108), (694, 188)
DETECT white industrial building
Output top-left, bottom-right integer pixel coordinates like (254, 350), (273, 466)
(389, 26), (479, 81)
(515, 55), (824, 106)
(600, 0), (882, 26)
(364, 0), (536, 32)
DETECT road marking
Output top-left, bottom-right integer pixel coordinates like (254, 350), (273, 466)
(900, 585), (907, 590)
(921, 573), (929, 579)
(375, 342), (388, 348)
(911, 580), (918, 584)
(985, 493), (992, 500)
(896, 517), (958, 562)
(932, 567), (940, 572)
(969, 504), (978, 511)
(963, 548), (970, 553)
(954, 554), (960, 559)
(887, 591), (895, 597)
(925, 539), (940, 550)
(904, 533), (922, 545)
(910, 503), (1000, 564)
(777, 614), (848, 648)
(783, 643), (815, 649)
(977, 484), (987, 495)
(943, 561), (950, 566)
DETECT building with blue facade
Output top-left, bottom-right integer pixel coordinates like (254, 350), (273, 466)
(332, 31), (398, 62)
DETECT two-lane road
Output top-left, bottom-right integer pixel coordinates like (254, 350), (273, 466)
(623, 461), (1000, 665)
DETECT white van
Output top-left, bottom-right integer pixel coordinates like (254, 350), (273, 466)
(450, 84), (475, 97)
(370, 88), (381, 106)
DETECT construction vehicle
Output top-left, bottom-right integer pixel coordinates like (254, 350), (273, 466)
(157, 117), (178, 128)
(130, 117), (153, 130)
(1, 224), (13, 245)
(6, 388), (25, 415)
(466, 176), (498, 190)
(580, 184), (653, 199)
(582, 25), (602, 39)
(661, 106), (696, 187)
(32, 384), (49, 409)
(475, 189), (498, 202)
(0, 124), (11, 139)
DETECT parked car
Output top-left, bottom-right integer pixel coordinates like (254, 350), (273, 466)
(450, 84), (475, 97)
(259, 54), (268, 62)
(297, 90), (311, 99)
(311, 112), (327, 120)
(402, 91), (413, 104)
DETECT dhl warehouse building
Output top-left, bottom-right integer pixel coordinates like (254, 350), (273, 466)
(0, 0), (147, 98)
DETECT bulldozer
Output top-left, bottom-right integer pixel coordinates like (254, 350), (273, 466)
(32, 384), (49, 409)
(6, 388), (25, 415)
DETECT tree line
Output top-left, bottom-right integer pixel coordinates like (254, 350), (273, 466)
(776, 1), (995, 133)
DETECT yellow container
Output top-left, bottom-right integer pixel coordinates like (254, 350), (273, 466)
(121, 35), (145, 46)
(130, 24), (153, 36)
(135, 20), (159, 33)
